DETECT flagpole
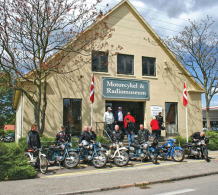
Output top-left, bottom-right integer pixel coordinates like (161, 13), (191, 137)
(186, 104), (188, 143)
(91, 103), (93, 128)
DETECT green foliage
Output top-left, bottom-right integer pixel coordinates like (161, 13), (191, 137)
(0, 142), (37, 181)
(0, 73), (15, 128)
(0, 129), (6, 137)
(205, 131), (218, 150)
(96, 135), (109, 144)
(175, 136), (192, 147)
(18, 137), (28, 151)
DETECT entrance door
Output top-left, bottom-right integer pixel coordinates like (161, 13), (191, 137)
(165, 102), (178, 136)
(106, 101), (144, 132)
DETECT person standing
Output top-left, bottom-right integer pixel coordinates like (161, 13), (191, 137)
(53, 126), (71, 145)
(125, 118), (137, 147)
(156, 112), (164, 137)
(137, 124), (151, 144)
(26, 124), (41, 149)
(124, 112), (135, 130)
(103, 107), (114, 137)
(114, 107), (125, 133)
(150, 117), (160, 139)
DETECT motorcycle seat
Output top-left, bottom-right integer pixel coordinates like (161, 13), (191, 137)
(130, 143), (140, 149)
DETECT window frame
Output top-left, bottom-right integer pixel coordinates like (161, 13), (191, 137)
(117, 53), (134, 75)
(91, 50), (108, 73)
(142, 56), (156, 77)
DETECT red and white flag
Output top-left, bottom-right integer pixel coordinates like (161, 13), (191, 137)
(183, 81), (188, 106)
(90, 74), (94, 103)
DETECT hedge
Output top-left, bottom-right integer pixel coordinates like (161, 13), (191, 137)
(0, 142), (37, 181)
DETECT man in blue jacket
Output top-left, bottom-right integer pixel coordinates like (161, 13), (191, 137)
(114, 107), (125, 134)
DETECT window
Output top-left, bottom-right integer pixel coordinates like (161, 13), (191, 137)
(92, 51), (108, 72)
(142, 57), (156, 76)
(63, 99), (82, 136)
(117, 54), (134, 75)
(165, 102), (178, 135)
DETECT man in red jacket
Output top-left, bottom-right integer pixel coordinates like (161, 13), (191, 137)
(150, 116), (160, 139)
(124, 112), (135, 129)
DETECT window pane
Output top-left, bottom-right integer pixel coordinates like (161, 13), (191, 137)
(63, 99), (82, 136)
(117, 54), (134, 75)
(165, 102), (178, 135)
(142, 57), (156, 76)
(92, 51), (108, 72)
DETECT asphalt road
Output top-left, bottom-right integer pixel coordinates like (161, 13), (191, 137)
(89, 174), (218, 195)
(0, 151), (218, 195)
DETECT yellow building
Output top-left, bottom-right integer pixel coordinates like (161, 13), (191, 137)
(13, 0), (204, 142)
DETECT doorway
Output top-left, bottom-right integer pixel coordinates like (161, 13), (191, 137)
(105, 101), (144, 132)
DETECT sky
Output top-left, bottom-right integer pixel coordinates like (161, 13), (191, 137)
(91, 0), (218, 107)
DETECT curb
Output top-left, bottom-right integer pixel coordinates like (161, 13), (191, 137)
(62, 171), (218, 195)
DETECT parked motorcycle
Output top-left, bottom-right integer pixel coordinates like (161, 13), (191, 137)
(73, 141), (108, 168)
(156, 139), (184, 162)
(183, 137), (210, 162)
(104, 141), (129, 166)
(24, 146), (48, 174)
(47, 142), (79, 168)
(129, 135), (158, 164)
(1, 133), (15, 142)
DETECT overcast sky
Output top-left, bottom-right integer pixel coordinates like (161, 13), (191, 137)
(93, 0), (218, 107)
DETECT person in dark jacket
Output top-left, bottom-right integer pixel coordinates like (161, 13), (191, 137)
(88, 126), (96, 141)
(156, 112), (164, 137)
(26, 124), (41, 149)
(111, 125), (124, 142)
(125, 118), (137, 147)
(53, 126), (71, 145)
(191, 132), (205, 143)
(114, 107), (125, 133)
(138, 124), (151, 144)
(79, 126), (92, 145)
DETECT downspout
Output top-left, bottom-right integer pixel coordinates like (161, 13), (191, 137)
(20, 92), (23, 138)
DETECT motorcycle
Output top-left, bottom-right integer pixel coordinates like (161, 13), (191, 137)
(73, 140), (108, 168)
(1, 133), (15, 142)
(129, 135), (158, 164)
(183, 137), (210, 162)
(156, 139), (184, 162)
(24, 146), (48, 174)
(47, 141), (79, 168)
(104, 141), (129, 166)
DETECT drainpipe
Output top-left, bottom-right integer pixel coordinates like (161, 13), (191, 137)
(20, 92), (23, 139)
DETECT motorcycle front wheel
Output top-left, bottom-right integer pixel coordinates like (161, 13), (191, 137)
(114, 150), (129, 167)
(172, 149), (184, 162)
(92, 151), (107, 168)
(64, 152), (79, 168)
(202, 148), (209, 162)
(39, 154), (48, 174)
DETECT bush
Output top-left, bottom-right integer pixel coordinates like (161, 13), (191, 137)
(175, 136), (192, 147)
(96, 135), (109, 145)
(18, 137), (28, 151)
(205, 130), (218, 150)
(0, 142), (37, 181)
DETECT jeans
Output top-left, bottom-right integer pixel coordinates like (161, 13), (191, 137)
(152, 130), (160, 140)
(127, 132), (137, 147)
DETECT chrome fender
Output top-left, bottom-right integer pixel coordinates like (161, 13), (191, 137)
(112, 148), (128, 158)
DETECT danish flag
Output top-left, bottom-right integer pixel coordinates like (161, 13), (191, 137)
(90, 74), (94, 103)
(183, 81), (188, 106)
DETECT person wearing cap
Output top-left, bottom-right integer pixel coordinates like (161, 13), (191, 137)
(114, 107), (126, 134)
(103, 107), (114, 137)
(53, 126), (71, 145)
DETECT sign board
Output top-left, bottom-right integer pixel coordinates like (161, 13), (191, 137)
(102, 77), (149, 100)
(150, 105), (162, 117)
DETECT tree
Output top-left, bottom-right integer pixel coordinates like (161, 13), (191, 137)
(166, 16), (218, 130)
(0, 0), (113, 135)
(0, 71), (15, 128)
